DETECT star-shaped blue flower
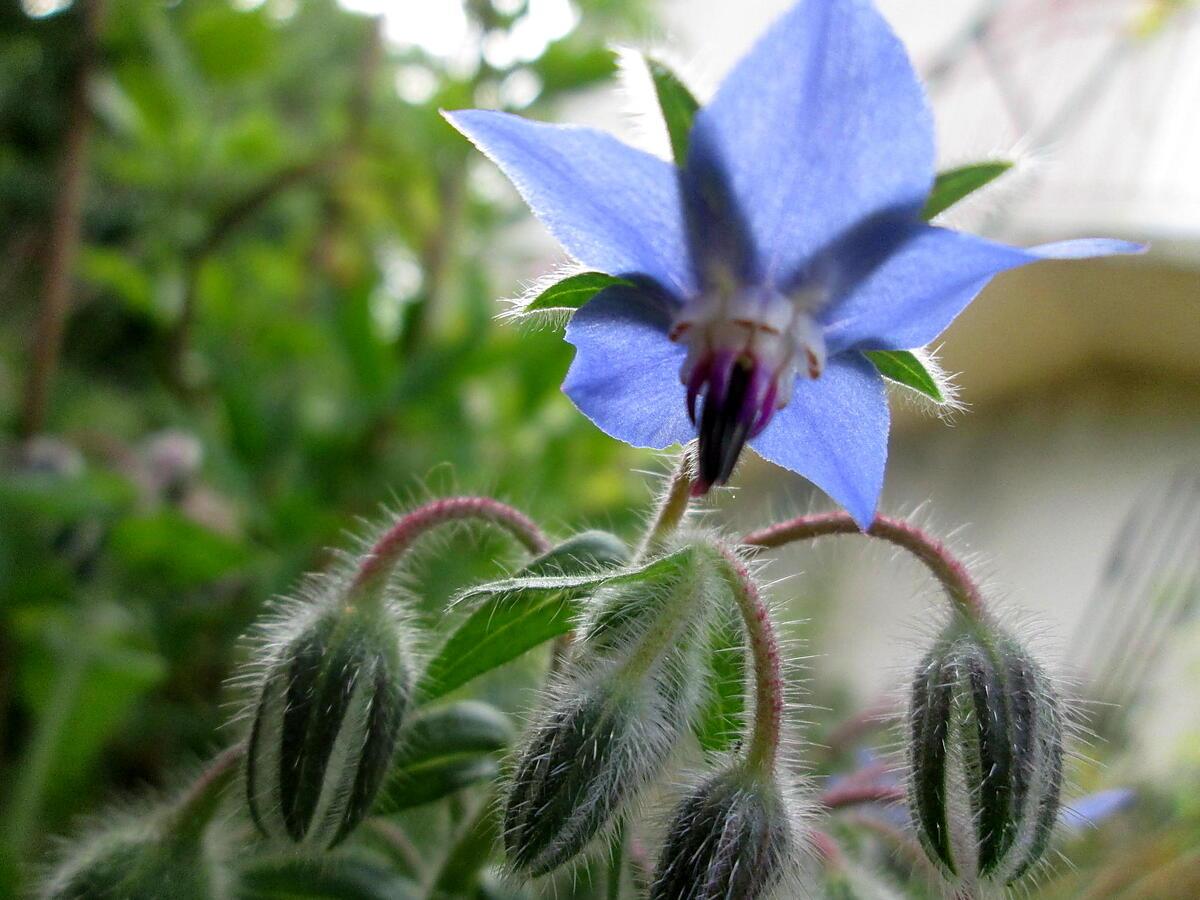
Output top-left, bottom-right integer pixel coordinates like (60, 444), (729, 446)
(446, 0), (1141, 528)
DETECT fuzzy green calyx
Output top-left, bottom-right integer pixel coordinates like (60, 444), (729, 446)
(502, 540), (726, 875)
(245, 598), (414, 849)
(907, 616), (1065, 885)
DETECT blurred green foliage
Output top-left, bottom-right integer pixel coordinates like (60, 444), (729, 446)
(0, 0), (653, 893)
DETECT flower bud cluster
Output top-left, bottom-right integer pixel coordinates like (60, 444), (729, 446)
(907, 615), (1065, 885)
(242, 579), (416, 849)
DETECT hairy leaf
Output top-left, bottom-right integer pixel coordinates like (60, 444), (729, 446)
(923, 161), (1012, 220)
(646, 56), (700, 165)
(522, 272), (630, 314)
(865, 349), (945, 403)
(416, 542), (684, 702)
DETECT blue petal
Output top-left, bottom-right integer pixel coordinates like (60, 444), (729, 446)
(1059, 788), (1135, 832)
(821, 227), (1145, 354)
(688, 0), (934, 285)
(562, 285), (693, 449)
(750, 353), (888, 529)
(445, 109), (693, 297)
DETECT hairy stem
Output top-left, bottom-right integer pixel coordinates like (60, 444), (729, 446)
(810, 828), (845, 868)
(352, 496), (549, 594)
(715, 546), (784, 773)
(819, 780), (907, 811)
(165, 743), (244, 842)
(637, 447), (695, 559)
(741, 513), (985, 619)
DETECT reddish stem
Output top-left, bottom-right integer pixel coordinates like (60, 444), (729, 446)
(741, 512), (985, 619)
(352, 497), (549, 592)
(637, 448), (695, 559)
(715, 545), (784, 773)
(810, 828), (845, 867)
(820, 780), (907, 811)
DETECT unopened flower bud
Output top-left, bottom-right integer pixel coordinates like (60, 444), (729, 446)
(504, 681), (671, 874)
(42, 819), (231, 900)
(245, 597), (415, 848)
(651, 767), (796, 900)
(504, 545), (722, 874)
(907, 616), (1065, 885)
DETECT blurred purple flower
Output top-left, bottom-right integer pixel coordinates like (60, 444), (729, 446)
(446, 0), (1142, 527)
(1060, 788), (1136, 832)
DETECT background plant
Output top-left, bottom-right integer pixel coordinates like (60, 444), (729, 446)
(1, 1), (1197, 898)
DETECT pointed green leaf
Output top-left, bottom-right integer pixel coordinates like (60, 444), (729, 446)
(923, 161), (1012, 220)
(866, 350), (945, 403)
(378, 702), (513, 812)
(646, 57), (700, 165)
(693, 604), (748, 753)
(519, 530), (630, 576)
(417, 543), (687, 702)
(240, 854), (421, 900)
(522, 272), (631, 314)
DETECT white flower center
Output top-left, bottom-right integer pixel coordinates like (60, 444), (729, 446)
(669, 284), (827, 413)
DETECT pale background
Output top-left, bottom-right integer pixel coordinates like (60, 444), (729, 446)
(346, 0), (1200, 771)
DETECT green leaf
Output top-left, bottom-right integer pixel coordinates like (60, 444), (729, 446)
(646, 57), (700, 165)
(379, 702), (513, 811)
(865, 350), (945, 403)
(532, 37), (618, 97)
(519, 530), (630, 575)
(379, 700), (511, 816)
(381, 756), (499, 812)
(418, 546), (694, 702)
(693, 605), (748, 754)
(522, 272), (631, 315)
(185, 5), (276, 83)
(240, 854), (421, 900)
(398, 701), (514, 759)
(922, 161), (1012, 220)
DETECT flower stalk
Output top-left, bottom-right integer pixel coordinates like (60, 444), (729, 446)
(352, 497), (550, 594)
(741, 512), (985, 619)
(164, 744), (244, 842)
(714, 546), (784, 773)
(636, 449), (695, 559)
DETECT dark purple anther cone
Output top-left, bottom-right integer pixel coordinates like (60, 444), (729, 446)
(692, 354), (778, 494)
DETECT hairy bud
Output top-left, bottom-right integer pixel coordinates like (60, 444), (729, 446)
(651, 767), (796, 900)
(245, 597), (415, 848)
(503, 543), (722, 874)
(504, 681), (674, 874)
(42, 820), (231, 900)
(907, 616), (1065, 884)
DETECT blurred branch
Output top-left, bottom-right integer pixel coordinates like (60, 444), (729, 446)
(401, 170), (466, 355)
(306, 16), (382, 292)
(19, 0), (107, 438)
(167, 154), (335, 394)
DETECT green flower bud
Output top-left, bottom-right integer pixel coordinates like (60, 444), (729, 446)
(503, 543), (723, 875)
(42, 819), (231, 900)
(651, 767), (796, 900)
(245, 596), (415, 848)
(907, 616), (1065, 885)
(504, 680), (676, 875)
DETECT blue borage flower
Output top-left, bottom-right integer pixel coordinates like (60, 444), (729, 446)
(446, 0), (1142, 528)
